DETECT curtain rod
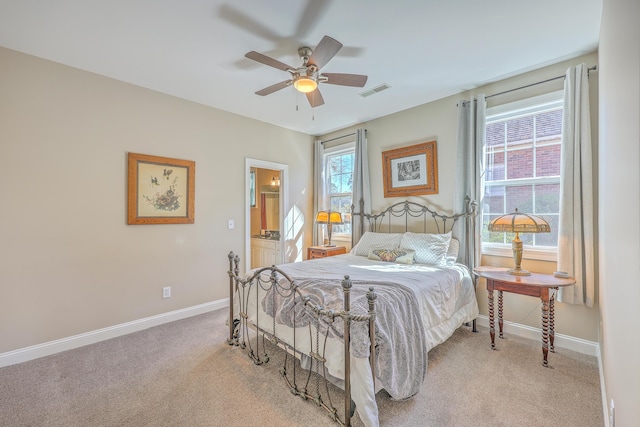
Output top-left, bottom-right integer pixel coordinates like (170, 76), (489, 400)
(485, 65), (598, 100)
(319, 129), (366, 145)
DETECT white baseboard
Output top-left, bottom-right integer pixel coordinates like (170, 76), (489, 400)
(597, 344), (610, 427)
(475, 315), (598, 357)
(0, 298), (230, 368)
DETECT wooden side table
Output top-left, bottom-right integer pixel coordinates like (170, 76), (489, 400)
(307, 245), (347, 260)
(473, 267), (575, 367)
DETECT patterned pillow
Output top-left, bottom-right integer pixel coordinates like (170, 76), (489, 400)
(351, 232), (403, 257)
(400, 232), (452, 266)
(368, 248), (415, 264)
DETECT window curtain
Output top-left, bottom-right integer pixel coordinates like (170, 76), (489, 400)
(351, 128), (371, 245)
(454, 95), (486, 271)
(313, 139), (325, 246)
(557, 64), (595, 307)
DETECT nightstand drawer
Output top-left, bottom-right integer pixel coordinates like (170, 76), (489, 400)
(307, 246), (346, 259)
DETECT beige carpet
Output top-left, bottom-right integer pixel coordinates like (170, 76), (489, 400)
(0, 308), (603, 426)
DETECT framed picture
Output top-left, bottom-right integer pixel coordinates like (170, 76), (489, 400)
(382, 141), (438, 198)
(127, 152), (195, 224)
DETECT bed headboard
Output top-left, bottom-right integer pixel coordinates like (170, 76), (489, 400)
(351, 196), (477, 265)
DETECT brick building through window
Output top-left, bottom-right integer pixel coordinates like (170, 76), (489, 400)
(482, 92), (563, 253)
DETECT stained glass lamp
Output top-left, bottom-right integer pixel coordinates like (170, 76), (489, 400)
(488, 209), (550, 276)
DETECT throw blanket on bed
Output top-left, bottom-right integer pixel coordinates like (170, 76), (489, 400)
(261, 277), (427, 400)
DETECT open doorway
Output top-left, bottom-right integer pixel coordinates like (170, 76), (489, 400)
(245, 158), (288, 272)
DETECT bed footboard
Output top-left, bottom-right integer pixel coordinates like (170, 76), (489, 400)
(227, 252), (377, 427)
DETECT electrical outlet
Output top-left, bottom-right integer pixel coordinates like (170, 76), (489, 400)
(162, 286), (171, 299)
(609, 399), (615, 427)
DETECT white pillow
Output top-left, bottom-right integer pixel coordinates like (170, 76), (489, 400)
(400, 232), (452, 266)
(447, 238), (460, 259)
(351, 232), (403, 257)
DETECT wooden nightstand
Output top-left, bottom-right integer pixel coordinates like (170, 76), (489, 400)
(473, 267), (575, 367)
(307, 245), (347, 260)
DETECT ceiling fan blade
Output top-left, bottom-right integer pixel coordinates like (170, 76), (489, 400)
(219, 4), (281, 43)
(245, 51), (294, 72)
(306, 89), (325, 108)
(323, 73), (368, 87)
(256, 80), (293, 96)
(294, 0), (333, 38)
(308, 36), (342, 69)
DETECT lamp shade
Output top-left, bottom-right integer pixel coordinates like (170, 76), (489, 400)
(315, 211), (343, 225)
(487, 208), (550, 276)
(488, 209), (550, 233)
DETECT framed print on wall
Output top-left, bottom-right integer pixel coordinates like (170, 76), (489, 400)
(382, 141), (438, 198)
(127, 152), (195, 224)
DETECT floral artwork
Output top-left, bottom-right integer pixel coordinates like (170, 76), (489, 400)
(127, 153), (195, 224)
(142, 167), (183, 212)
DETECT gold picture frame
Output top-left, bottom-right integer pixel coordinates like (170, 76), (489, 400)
(127, 152), (195, 224)
(382, 141), (438, 198)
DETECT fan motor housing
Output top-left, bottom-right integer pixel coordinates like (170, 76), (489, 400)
(298, 46), (313, 64)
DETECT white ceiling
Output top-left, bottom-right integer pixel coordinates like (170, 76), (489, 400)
(0, 0), (602, 136)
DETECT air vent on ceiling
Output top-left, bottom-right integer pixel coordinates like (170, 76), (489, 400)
(359, 84), (390, 98)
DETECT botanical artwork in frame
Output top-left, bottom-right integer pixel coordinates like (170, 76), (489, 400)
(127, 152), (195, 224)
(382, 141), (438, 198)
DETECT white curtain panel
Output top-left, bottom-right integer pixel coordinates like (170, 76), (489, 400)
(454, 95), (486, 270)
(352, 128), (371, 245)
(557, 64), (595, 307)
(313, 139), (325, 246)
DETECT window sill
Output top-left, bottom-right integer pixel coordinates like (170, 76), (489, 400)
(482, 244), (557, 262)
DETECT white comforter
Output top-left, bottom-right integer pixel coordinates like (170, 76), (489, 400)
(239, 253), (479, 427)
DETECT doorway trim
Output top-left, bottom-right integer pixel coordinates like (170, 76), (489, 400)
(245, 158), (289, 272)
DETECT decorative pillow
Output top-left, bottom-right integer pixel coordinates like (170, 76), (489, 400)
(400, 232), (452, 266)
(351, 232), (403, 257)
(368, 247), (415, 264)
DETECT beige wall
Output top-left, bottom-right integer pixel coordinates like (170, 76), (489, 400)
(0, 44), (604, 358)
(598, 0), (640, 425)
(0, 47), (314, 354)
(320, 52), (600, 342)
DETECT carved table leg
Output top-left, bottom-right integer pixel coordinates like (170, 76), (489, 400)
(488, 288), (496, 349)
(498, 290), (504, 339)
(550, 289), (556, 353)
(542, 297), (550, 367)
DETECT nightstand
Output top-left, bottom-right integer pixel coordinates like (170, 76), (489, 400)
(307, 245), (347, 260)
(473, 267), (575, 367)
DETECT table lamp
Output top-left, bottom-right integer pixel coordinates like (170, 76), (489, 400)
(315, 210), (343, 247)
(487, 208), (550, 276)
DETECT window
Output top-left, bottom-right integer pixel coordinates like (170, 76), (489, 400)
(482, 92), (563, 259)
(324, 144), (355, 238)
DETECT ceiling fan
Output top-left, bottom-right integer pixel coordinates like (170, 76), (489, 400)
(245, 35), (368, 108)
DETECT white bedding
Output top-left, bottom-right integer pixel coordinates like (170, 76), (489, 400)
(237, 253), (479, 427)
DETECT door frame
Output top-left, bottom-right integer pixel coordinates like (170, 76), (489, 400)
(245, 158), (288, 272)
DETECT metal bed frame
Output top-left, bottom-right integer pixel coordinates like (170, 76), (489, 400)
(226, 197), (477, 426)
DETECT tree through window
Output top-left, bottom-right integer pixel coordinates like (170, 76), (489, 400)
(325, 149), (354, 235)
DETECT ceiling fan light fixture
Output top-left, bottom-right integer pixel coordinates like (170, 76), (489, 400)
(293, 76), (317, 93)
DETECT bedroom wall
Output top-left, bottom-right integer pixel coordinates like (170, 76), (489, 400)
(319, 51), (600, 343)
(598, 0), (640, 424)
(0, 46), (315, 355)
